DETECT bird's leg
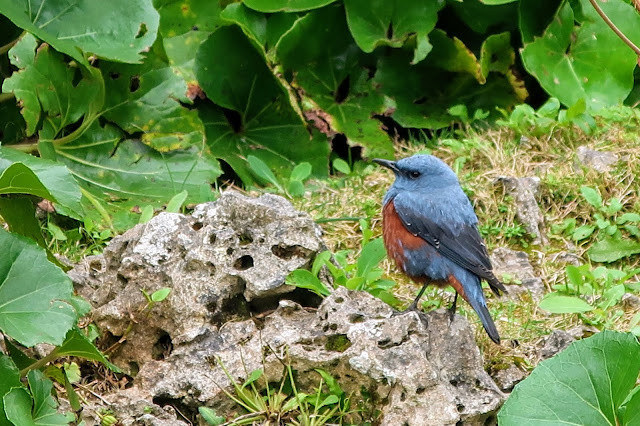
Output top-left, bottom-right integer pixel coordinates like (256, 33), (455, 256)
(448, 293), (458, 323)
(394, 283), (429, 315)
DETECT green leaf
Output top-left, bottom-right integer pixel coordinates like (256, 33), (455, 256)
(0, 229), (76, 346)
(618, 213), (640, 224)
(247, 155), (283, 191)
(243, 369), (263, 387)
(343, 0), (443, 64)
(276, 5), (394, 159)
(56, 328), (120, 372)
(101, 47), (205, 152)
(0, 162), (53, 199)
(479, 32), (515, 78)
(4, 338), (37, 371)
(580, 186), (602, 209)
(521, 0), (640, 111)
(565, 265), (584, 288)
(5, 370), (69, 425)
(166, 191), (188, 213)
(42, 122), (219, 231)
(2, 41), (102, 137)
(356, 238), (386, 279)
(198, 407), (225, 425)
(450, 0), (518, 34)
(156, 0), (221, 37)
(287, 180), (305, 197)
(0, 147), (84, 219)
(286, 269), (330, 297)
(0, 0), (159, 64)
(572, 224), (595, 241)
(498, 330), (640, 425)
(0, 354), (22, 424)
(588, 237), (640, 263)
(196, 26), (329, 184)
(538, 293), (593, 314)
(63, 362), (81, 384)
(139, 205), (155, 224)
(290, 162), (312, 182)
(151, 288), (171, 302)
(243, 0), (337, 12)
(623, 386), (640, 425)
(332, 158), (351, 175)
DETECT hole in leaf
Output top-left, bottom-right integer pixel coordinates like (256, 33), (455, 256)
(386, 22), (394, 39)
(129, 75), (140, 93)
(223, 107), (243, 133)
(109, 72), (120, 80)
(135, 23), (148, 39)
(334, 76), (350, 103)
(413, 96), (427, 105)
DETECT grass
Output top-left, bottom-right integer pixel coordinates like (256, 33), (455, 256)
(291, 110), (640, 371)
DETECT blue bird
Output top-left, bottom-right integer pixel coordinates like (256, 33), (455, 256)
(373, 154), (506, 344)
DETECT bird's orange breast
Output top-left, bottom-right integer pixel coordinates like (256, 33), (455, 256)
(382, 200), (427, 275)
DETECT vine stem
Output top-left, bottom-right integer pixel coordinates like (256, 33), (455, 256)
(19, 348), (60, 377)
(588, 0), (640, 57)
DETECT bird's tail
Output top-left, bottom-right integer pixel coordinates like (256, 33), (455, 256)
(450, 271), (501, 344)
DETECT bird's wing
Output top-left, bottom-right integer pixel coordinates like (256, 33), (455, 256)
(393, 193), (506, 295)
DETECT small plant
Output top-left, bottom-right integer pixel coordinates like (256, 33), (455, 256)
(539, 264), (639, 327)
(204, 356), (352, 425)
(553, 186), (640, 262)
(247, 155), (314, 198)
(286, 221), (399, 307)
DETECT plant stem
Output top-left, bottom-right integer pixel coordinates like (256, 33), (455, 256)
(589, 0), (640, 57)
(0, 32), (24, 56)
(19, 348), (60, 377)
(0, 93), (15, 103)
(6, 143), (39, 153)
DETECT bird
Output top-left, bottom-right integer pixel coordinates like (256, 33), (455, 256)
(373, 154), (506, 344)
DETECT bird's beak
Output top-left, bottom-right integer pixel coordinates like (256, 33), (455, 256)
(372, 158), (399, 173)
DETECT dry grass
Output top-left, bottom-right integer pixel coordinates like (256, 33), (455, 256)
(292, 114), (640, 370)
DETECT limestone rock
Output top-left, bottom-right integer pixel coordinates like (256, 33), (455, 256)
(136, 288), (504, 425)
(69, 191), (326, 367)
(496, 176), (546, 245)
(491, 247), (544, 300)
(493, 365), (527, 392)
(575, 146), (619, 173)
(539, 330), (575, 360)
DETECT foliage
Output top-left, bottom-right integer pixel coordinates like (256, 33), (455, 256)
(1, 0), (638, 229)
(499, 330), (640, 425)
(287, 220), (399, 307)
(207, 357), (352, 425)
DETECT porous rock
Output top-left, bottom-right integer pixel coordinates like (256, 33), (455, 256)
(69, 190), (325, 367)
(539, 330), (575, 360)
(575, 146), (619, 173)
(496, 176), (546, 245)
(493, 365), (526, 392)
(491, 247), (544, 300)
(136, 287), (504, 425)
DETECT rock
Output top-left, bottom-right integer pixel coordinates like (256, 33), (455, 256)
(496, 176), (546, 245)
(539, 330), (575, 360)
(622, 293), (640, 310)
(553, 252), (582, 266)
(69, 190), (326, 367)
(490, 247), (544, 300)
(493, 365), (527, 392)
(136, 287), (505, 425)
(79, 388), (187, 426)
(575, 146), (619, 173)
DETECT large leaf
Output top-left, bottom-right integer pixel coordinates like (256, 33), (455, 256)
(2, 38), (102, 137)
(0, 163), (54, 199)
(0, 147), (84, 219)
(57, 328), (119, 372)
(0, 229), (76, 346)
(521, 0), (640, 111)
(196, 25), (329, 183)
(0, 354), (22, 424)
(0, 0), (159, 64)
(588, 237), (640, 263)
(276, 5), (394, 159)
(374, 46), (524, 129)
(538, 293), (594, 314)
(499, 330), (640, 425)
(449, 0), (518, 34)
(101, 44), (205, 152)
(243, 0), (338, 12)
(343, 0), (444, 64)
(40, 122), (220, 231)
(5, 370), (68, 425)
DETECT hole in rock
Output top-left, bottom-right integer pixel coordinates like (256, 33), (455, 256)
(234, 255), (254, 270)
(348, 313), (364, 324)
(324, 334), (352, 352)
(152, 332), (173, 360)
(226, 247), (234, 255)
(209, 233), (217, 244)
(248, 287), (323, 316)
(152, 396), (198, 424)
(271, 244), (311, 260)
(484, 415), (497, 425)
(416, 386), (425, 395)
(400, 392), (406, 402)
(116, 273), (128, 285)
(192, 222), (203, 231)
(238, 232), (253, 245)
(90, 259), (103, 271)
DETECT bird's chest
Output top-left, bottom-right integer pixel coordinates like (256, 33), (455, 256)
(382, 201), (447, 281)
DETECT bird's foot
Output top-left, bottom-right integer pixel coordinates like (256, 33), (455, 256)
(392, 302), (429, 326)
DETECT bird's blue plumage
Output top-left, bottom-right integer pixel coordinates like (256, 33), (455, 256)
(375, 154), (505, 344)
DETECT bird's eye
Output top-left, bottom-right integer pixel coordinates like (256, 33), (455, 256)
(409, 171), (421, 179)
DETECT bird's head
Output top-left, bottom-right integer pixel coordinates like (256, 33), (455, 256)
(373, 154), (460, 192)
